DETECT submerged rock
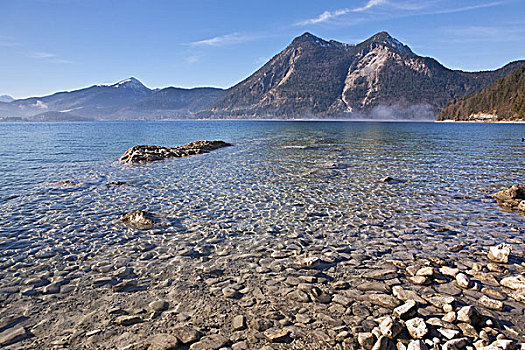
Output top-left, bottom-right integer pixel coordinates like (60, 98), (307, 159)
(493, 184), (525, 209)
(119, 140), (232, 164)
(121, 210), (156, 227)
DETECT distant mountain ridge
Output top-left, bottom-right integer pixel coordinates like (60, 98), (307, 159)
(0, 95), (14, 103)
(438, 64), (525, 121)
(0, 31), (523, 121)
(0, 78), (224, 121)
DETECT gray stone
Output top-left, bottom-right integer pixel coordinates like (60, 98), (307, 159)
(407, 340), (428, 350)
(333, 294), (352, 307)
(149, 300), (168, 312)
(372, 336), (396, 350)
(0, 327), (28, 347)
(189, 334), (227, 350)
(393, 300), (417, 320)
(146, 334), (179, 350)
(358, 332), (377, 350)
(232, 315), (246, 331)
(500, 276), (525, 290)
(173, 326), (200, 344)
(263, 328), (289, 343)
(380, 316), (404, 339)
(392, 286), (427, 305)
(232, 341), (249, 350)
(365, 293), (401, 308)
(405, 318), (428, 339)
(456, 306), (482, 325)
(478, 295), (504, 311)
(442, 338), (469, 350)
(410, 276), (430, 285)
(438, 328), (461, 340)
(416, 267), (434, 277)
(114, 315), (142, 326)
(456, 273), (471, 289)
(439, 267), (460, 278)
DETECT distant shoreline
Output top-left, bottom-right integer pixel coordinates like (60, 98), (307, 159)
(2, 118), (525, 123)
(437, 119), (525, 124)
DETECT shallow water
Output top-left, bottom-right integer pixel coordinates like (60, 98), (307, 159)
(1, 120), (525, 348)
(1, 121), (524, 249)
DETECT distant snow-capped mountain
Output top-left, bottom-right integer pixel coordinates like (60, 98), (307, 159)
(0, 95), (14, 103)
(0, 77), (225, 121)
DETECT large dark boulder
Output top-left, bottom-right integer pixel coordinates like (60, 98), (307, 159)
(119, 140), (232, 164)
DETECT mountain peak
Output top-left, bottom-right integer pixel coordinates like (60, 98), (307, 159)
(96, 77), (150, 91)
(370, 31), (392, 41)
(362, 31), (413, 54)
(291, 32), (332, 47)
(112, 77), (144, 88)
(0, 94), (14, 103)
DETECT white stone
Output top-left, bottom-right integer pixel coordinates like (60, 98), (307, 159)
(405, 318), (428, 339)
(487, 244), (511, 263)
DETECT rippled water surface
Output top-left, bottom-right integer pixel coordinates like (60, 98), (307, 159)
(1, 121), (525, 348)
(1, 121), (524, 250)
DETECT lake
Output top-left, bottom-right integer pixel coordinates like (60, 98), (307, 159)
(1, 120), (524, 348)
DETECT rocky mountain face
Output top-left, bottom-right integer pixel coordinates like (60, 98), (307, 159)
(209, 32), (524, 119)
(438, 64), (525, 121)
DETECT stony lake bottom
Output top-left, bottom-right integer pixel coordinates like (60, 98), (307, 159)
(0, 120), (525, 349)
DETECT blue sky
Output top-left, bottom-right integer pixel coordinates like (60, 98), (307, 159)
(1, 0), (524, 98)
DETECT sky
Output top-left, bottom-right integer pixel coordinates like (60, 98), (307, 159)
(1, 0), (524, 98)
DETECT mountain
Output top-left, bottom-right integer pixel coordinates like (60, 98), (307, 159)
(1, 32), (523, 121)
(438, 64), (525, 121)
(0, 77), (157, 120)
(209, 32), (525, 119)
(4, 77), (155, 118)
(0, 78), (225, 121)
(108, 87), (225, 120)
(0, 95), (14, 103)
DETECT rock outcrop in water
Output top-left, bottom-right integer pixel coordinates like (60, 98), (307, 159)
(119, 140), (232, 164)
(121, 210), (156, 227)
(493, 184), (525, 211)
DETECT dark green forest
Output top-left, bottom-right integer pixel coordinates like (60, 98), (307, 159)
(438, 65), (525, 121)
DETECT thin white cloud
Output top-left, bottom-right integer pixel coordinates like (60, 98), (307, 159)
(352, 0), (388, 12)
(188, 33), (255, 47)
(31, 52), (57, 59)
(297, 9), (350, 25)
(296, 1), (509, 27)
(297, 0), (390, 26)
(30, 52), (72, 64)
